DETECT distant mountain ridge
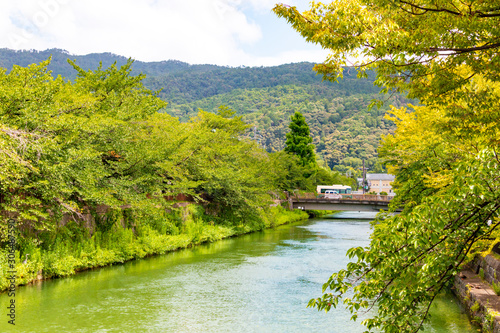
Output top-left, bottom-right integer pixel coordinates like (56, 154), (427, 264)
(0, 48), (217, 79)
(0, 48), (378, 103)
(0, 48), (406, 174)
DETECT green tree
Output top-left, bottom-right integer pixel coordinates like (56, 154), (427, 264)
(285, 111), (315, 166)
(275, 1), (500, 332)
(178, 109), (276, 226)
(0, 59), (172, 240)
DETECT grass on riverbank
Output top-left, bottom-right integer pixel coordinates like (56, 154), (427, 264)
(0, 205), (308, 292)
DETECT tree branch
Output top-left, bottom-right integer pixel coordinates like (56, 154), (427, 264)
(428, 42), (500, 54)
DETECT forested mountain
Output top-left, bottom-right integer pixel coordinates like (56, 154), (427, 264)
(0, 48), (410, 173)
(170, 84), (407, 172)
(145, 62), (380, 104)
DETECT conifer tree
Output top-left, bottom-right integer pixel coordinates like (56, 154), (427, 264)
(284, 111), (315, 166)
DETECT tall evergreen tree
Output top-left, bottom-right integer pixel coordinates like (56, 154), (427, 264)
(284, 111), (315, 166)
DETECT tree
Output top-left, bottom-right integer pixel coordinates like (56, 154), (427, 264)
(0, 58), (174, 240)
(285, 111), (315, 166)
(274, 1), (500, 332)
(179, 109), (276, 226)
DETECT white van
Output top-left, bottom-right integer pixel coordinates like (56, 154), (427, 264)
(324, 190), (341, 199)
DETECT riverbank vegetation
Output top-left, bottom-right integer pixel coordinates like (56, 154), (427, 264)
(0, 204), (308, 291)
(0, 59), (348, 292)
(275, 1), (500, 332)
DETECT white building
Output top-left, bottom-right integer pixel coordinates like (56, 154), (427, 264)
(357, 173), (395, 195)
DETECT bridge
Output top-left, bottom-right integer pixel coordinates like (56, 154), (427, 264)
(289, 193), (393, 212)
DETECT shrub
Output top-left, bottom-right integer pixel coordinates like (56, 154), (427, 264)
(471, 301), (480, 313)
(492, 281), (500, 296)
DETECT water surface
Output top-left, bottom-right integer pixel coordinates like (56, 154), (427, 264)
(0, 215), (474, 332)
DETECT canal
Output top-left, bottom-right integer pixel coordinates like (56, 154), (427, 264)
(1, 213), (474, 332)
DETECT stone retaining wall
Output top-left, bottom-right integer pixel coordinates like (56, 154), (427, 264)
(470, 254), (500, 286)
(453, 254), (500, 332)
(454, 270), (500, 332)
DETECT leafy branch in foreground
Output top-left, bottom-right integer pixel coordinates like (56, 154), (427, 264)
(275, 1), (500, 331)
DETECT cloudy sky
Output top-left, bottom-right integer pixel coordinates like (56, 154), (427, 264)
(0, 0), (329, 67)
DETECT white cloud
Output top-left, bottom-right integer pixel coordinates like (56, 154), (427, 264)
(0, 0), (326, 66)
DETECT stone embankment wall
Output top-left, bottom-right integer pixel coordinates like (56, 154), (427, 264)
(471, 255), (500, 286)
(454, 254), (500, 332)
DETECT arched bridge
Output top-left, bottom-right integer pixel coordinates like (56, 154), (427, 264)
(289, 193), (393, 212)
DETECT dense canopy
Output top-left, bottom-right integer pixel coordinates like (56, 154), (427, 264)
(0, 60), (279, 242)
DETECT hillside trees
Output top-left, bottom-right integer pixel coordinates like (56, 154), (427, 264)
(275, 1), (500, 332)
(169, 84), (401, 172)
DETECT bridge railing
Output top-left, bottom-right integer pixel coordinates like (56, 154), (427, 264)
(293, 193), (392, 202)
(348, 194), (392, 202)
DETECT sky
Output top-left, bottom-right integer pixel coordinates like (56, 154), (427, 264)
(0, 0), (330, 67)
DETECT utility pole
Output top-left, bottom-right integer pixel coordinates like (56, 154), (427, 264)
(363, 160), (366, 194)
(360, 160), (369, 194)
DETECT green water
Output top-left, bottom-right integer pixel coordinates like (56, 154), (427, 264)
(1, 214), (475, 332)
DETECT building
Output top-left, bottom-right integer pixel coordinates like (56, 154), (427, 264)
(357, 173), (395, 195)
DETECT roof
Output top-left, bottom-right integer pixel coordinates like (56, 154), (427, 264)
(357, 174), (395, 183)
(367, 173), (395, 181)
